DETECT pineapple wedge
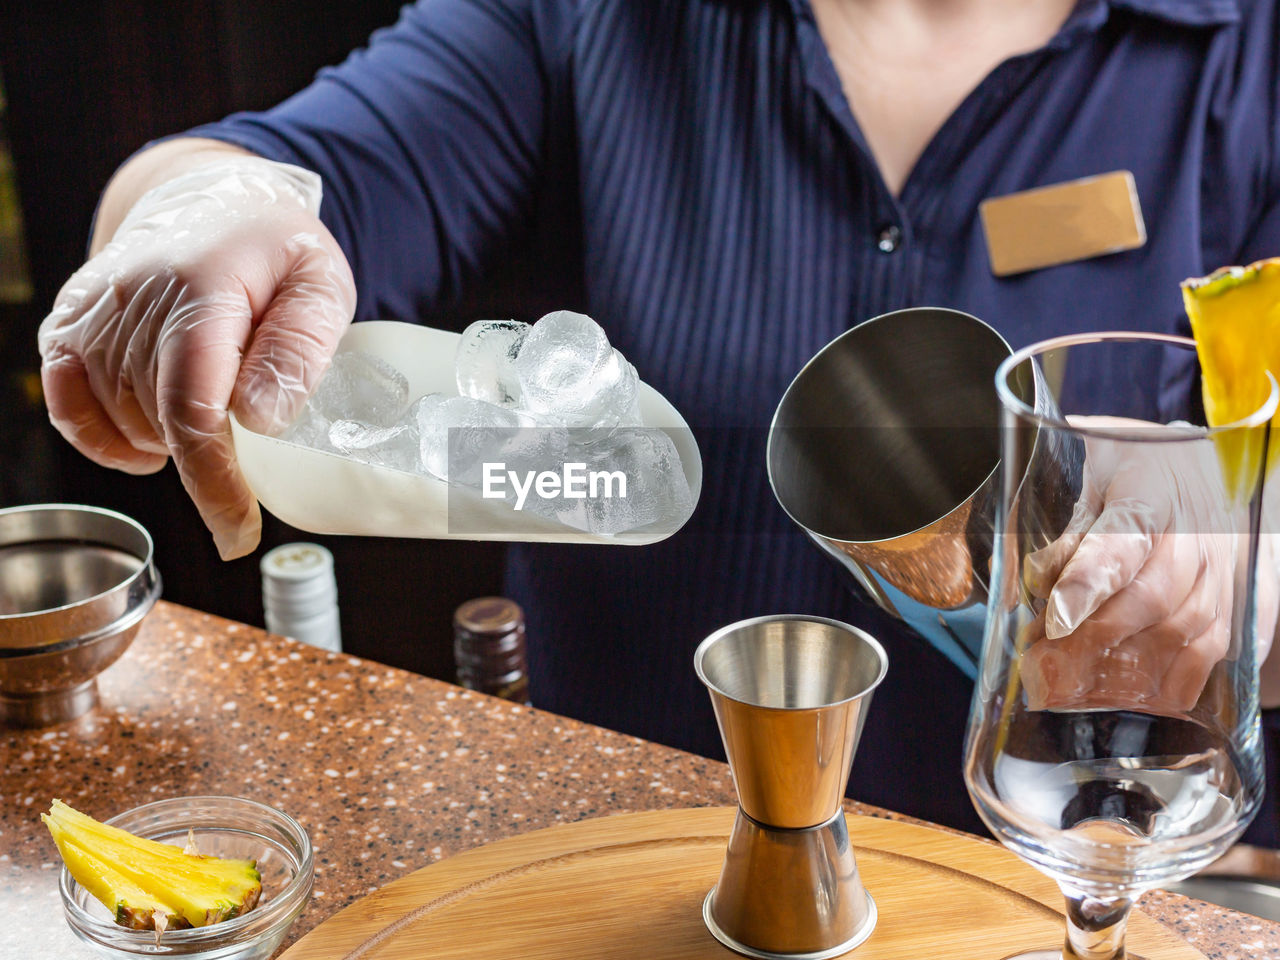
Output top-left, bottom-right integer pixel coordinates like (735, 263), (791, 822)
(43, 800), (261, 932)
(1181, 258), (1280, 499)
(1181, 258), (1280, 428)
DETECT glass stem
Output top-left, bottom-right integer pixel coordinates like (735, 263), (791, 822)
(1061, 891), (1134, 960)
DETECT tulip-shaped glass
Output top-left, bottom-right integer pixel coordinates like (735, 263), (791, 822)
(963, 331), (1276, 960)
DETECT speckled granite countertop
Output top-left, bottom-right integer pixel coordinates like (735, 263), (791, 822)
(2, 602), (1277, 959)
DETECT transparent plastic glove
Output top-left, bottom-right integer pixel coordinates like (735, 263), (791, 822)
(1019, 418), (1265, 715)
(38, 157), (355, 559)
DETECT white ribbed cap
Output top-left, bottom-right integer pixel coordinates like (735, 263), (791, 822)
(261, 542), (334, 583)
(261, 543), (341, 652)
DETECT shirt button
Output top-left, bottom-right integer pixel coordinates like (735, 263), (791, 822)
(877, 224), (902, 253)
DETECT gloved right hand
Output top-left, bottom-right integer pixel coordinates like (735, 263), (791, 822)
(38, 155), (356, 560)
(1018, 418), (1259, 716)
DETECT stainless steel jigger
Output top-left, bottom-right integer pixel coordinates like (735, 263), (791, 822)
(695, 615), (888, 959)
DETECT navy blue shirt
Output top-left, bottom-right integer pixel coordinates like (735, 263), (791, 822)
(188, 0), (1280, 838)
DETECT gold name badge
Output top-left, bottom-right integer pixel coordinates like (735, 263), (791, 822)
(979, 171), (1147, 277)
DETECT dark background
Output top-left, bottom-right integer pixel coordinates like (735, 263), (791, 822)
(0, 2), (505, 682)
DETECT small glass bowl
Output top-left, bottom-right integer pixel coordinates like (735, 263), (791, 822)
(59, 796), (314, 959)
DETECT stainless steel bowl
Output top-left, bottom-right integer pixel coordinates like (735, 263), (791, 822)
(1165, 875), (1280, 922)
(0, 504), (161, 726)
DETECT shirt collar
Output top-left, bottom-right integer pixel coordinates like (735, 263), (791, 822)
(1104, 0), (1239, 27)
(784, 0), (1239, 31)
(1043, 0), (1238, 52)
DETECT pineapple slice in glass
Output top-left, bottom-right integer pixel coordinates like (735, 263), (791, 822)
(1182, 257), (1280, 428)
(1181, 257), (1280, 500)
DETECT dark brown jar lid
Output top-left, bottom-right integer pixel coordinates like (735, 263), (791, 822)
(453, 596), (524, 638)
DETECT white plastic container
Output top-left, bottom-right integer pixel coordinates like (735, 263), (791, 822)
(261, 543), (342, 653)
(229, 322), (701, 544)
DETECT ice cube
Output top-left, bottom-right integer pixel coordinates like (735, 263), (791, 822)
(308, 351), (410, 427)
(514, 312), (641, 429)
(277, 405), (334, 451)
(455, 320), (530, 406)
(527, 428), (692, 535)
(588, 348), (642, 428)
(328, 419), (420, 473)
(592, 429), (693, 534)
(413, 394), (530, 482)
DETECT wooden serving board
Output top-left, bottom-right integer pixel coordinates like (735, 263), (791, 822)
(280, 807), (1204, 960)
